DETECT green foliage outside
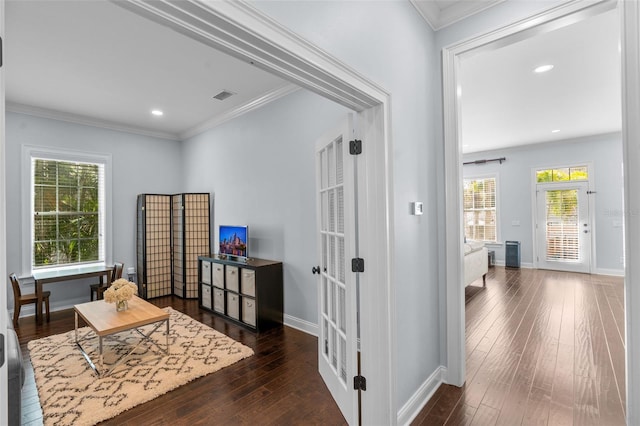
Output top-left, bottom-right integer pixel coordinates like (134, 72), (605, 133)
(546, 189), (578, 218)
(536, 167), (586, 219)
(33, 159), (100, 267)
(536, 166), (588, 183)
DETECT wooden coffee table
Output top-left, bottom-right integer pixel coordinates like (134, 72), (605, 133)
(74, 296), (170, 377)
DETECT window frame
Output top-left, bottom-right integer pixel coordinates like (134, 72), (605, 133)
(463, 173), (500, 243)
(21, 145), (112, 275)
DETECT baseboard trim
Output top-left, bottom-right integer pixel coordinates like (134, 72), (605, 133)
(494, 261), (534, 269)
(283, 314), (318, 336)
(397, 365), (446, 426)
(594, 268), (625, 277)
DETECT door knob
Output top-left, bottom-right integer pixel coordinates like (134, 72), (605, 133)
(312, 266), (321, 275)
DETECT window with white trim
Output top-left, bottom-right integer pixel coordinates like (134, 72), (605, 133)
(463, 176), (497, 242)
(29, 153), (106, 270)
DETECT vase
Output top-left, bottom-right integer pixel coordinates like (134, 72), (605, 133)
(116, 300), (128, 312)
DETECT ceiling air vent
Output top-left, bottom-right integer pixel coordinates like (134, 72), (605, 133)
(213, 90), (235, 101)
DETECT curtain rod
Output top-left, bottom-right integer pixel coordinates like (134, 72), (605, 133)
(463, 157), (506, 166)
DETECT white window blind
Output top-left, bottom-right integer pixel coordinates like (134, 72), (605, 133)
(463, 176), (497, 242)
(544, 189), (579, 261)
(31, 157), (105, 268)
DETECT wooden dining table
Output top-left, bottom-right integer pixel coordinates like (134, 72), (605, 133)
(32, 265), (113, 324)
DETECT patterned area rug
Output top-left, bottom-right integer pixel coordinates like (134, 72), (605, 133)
(28, 307), (253, 426)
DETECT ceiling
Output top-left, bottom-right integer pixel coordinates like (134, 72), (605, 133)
(5, 1), (622, 153)
(460, 8), (621, 153)
(411, 0), (506, 30)
(5, 0), (293, 141)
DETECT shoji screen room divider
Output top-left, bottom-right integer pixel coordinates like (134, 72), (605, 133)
(136, 193), (211, 299)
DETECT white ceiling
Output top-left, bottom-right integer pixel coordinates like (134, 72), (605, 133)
(460, 9), (621, 153)
(5, 0), (293, 141)
(5, 1), (622, 153)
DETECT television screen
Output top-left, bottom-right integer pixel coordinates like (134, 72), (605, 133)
(219, 225), (248, 258)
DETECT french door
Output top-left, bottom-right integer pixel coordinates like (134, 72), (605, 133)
(536, 181), (592, 273)
(315, 115), (359, 424)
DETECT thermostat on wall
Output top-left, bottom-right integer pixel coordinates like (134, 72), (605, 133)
(411, 202), (423, 216)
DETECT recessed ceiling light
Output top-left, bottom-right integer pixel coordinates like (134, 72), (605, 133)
(151, 109), (164, 116)
(534, 64), (554, 73)
(551, 129), (561, 133)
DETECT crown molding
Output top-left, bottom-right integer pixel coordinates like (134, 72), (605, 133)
(180, 83), (300, 140)
(409, 0), (440, 31)
(115, 0), (388, 111)
(411, 0), (506, 31)
(6, 102), (180, 141)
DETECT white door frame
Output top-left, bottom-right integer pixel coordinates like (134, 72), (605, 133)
(116, 1), (396, 423)
(444, 1), (640, 424)
(1, 0), (9, 422)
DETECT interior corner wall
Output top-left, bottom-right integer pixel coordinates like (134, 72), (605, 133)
(463, 133), (624, 273)
(249, 1), (439, 409)
(5, 112), (183, 308)
(181, 89), (349, 325)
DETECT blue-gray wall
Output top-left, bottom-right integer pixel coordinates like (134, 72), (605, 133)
(5, 112), (182, 309)
(463, 133), (624, 274)
(182, 89), (349, 325)
(251, 0), (441, 409)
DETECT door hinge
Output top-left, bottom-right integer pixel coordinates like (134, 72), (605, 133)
(0, 333), (4, 368)
(349, 139), (362, 155)
(352, 258), (365, 273)
(0, 36), (3, 68)
(353, 375), (367, 391)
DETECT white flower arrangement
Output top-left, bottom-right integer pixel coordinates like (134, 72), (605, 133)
(103, 278), (138, 304)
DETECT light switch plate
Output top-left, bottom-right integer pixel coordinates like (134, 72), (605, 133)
(411, 202), (423, 215)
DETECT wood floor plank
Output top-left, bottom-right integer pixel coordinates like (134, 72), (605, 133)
(469, 403), (499, 426)
(594, 282), (626, 409)
(413, 267), (625, 426)
(17, 297), (345, 426)
(18, 268), (626, 426)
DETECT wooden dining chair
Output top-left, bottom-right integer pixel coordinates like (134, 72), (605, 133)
(90, 262), (124, 301)
(9, 273), (50, 327)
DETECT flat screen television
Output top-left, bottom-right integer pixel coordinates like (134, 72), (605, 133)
(219, 225), (248, 259)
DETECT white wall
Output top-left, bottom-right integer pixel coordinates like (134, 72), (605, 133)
(5, 112), (182, 310)
(182, 89), (349, 326)
(250, 1), (439, 409)
(463, 133), (624, 274)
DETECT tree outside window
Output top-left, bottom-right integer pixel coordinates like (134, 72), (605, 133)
(33, 159), (103, 267)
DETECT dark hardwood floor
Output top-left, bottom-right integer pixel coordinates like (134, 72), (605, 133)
(413, 267), (626, 426)
(16, 296), (346, 426)
(17, 267), (626, 425)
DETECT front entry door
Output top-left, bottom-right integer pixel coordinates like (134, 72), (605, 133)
(536, 181), (592, 273)
(315, 115), (358, 423)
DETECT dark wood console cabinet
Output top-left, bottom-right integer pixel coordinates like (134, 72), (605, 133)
(198, 255), (283, 332)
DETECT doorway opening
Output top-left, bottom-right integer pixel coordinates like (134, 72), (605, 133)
(443, 0), (628, 404)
